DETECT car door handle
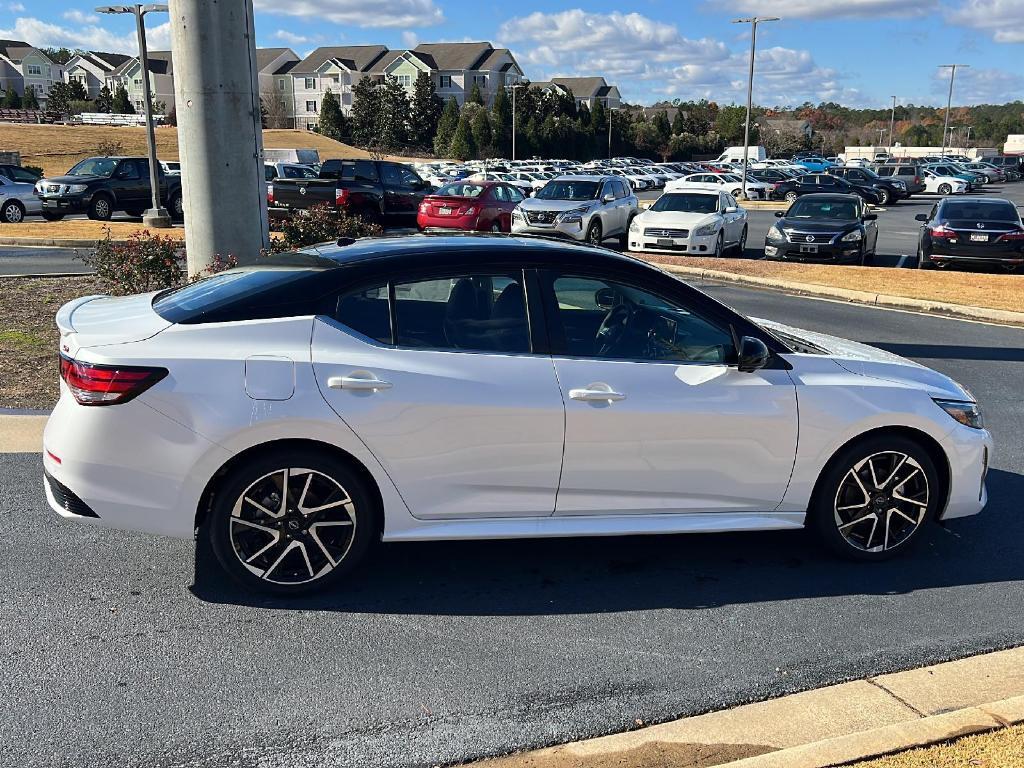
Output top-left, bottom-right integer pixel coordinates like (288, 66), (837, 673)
(569, 385), (626, 402)
(328, 374), (392, 391)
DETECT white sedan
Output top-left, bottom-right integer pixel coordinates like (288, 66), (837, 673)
(921, 169), (969, 195)
(628, 190), (747, 257)
(666, 172), (771, 200)
(43, 236), (991, 595)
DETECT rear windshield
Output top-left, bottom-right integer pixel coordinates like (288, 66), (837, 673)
(941, 201), (1019, 222)
(435, 182), (485, 197)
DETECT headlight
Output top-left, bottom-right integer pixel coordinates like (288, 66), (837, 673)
(893, 180), (906, 189)
(512, 209), (525, 220)
(934, 399), (983, 429)
(840, 229), (863, 242)
(558, 206), (589, 223)
(766, 225), (786, 243)
(693, 222), (720, 237)
(629, 217), (641, 231)
(66, 184), (88, 194)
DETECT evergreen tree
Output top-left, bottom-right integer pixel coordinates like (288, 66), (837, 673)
(378, 75), (410, 149)
(652, 110), (672, 145)
(22, 88), (37, 109)
(467, 82), (484, 106)
(671, 109), (687, 136)
(448, 111), (476, 160)
(715, 105), (747, 143)
(67, 80), (88, 102)
(112, 83), (133, 114)
(349, 77), (381, 147)
(95, 85), (113, 113)
(409, 71), (442, 149)
(490, 85), (512, 157)
(3, 87), (22, 108)
(589, 99), (607, 156)
(471, 108), (493, 159)
(45, 82), (75, 114)
(318, 89), (347, 141)
(433, 96), (460, 156)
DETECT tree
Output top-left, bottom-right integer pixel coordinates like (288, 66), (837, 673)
(671, 109), (687, 136)
(318, 88), (346, 141)
(652, 110), (672, 145)
(409, 71), (443, 149)
(95, 85), (113, 113)
(468, 82), (484, 106)
(349, 77), (381, 147)
(448, 111), (476, 160)
(471, 108), (493, 158)
(433, 97), (459, 156)
(41, 47), (77, 65)
(22, 88), (37, 110)
(490, 85), (512, 156)
(67, 80), (88, 102)
(46, 82), (76, 115)
(631, 118), (665, 159)
(378, 75), (410, 149)
(112, 83), (134, 114)
(3, 87), (21, 108)
(715, 105), (748, 143)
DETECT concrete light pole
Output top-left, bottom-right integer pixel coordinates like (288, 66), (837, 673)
(887, 95), (897, 150)
(608, 105), (618, 160)
(733, 16), (779, 199)
(938, 64), (968, 160)
(169, 0), (268, 274)
(509, 83), (524, 161)
(96, 4), (170, 228)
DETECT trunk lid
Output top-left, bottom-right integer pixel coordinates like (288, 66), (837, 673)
(56, 293), (172, 356)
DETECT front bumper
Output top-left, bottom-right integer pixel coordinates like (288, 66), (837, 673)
(512, 217), (587, 241)
(628, 230), (721, 255)
(764, 239), (864, 263)
(38, 194), (90, 213)
(937, 422), (993, 520)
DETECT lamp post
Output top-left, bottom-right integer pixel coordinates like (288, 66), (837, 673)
(96, 4), (170, 228)
(938, 64), (968, 160)
(887, 95), (897, 150)
(509, 83), (525, 161)
(608, 105), (618, 160)
(877, 128), (886, 146)
(733, 16), (779, 199)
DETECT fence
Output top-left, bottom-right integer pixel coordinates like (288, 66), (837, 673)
(0, 109), (60, 124)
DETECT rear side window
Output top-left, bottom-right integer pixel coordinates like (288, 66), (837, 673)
(336, 284), (391, 344)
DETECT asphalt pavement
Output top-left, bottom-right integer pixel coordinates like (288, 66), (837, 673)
(2, 283), (1023, 768)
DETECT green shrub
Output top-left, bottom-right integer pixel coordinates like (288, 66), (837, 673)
(268, 202), (384, 253)
(80, 230), (185, 295)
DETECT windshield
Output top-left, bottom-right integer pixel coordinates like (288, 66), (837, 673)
(535, 180), (600, 201)
(942, 201), (1019, 222)
(721, 174), (742, 182)
(436, 182), (485, 197)
(786, 199), (859, 220)
(68, 158), (118, 177)
(651, 194), (719, 214)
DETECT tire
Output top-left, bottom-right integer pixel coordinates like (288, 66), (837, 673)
(41, 210), (64, 222)
(785, 191), (799, 203)
(620, 214), (636, 249)
(169, 193), (183, 221)
(87, 194), (113, 221)
(876, 188), (890, 205)
(712, 231), (724, 258)
(917, 244), (933, 269)
(585, 219), (603, 246)
(937, 183), (952, 195)
(809, 435), (940, 561)
(1, 199), (25, 223)
(205, 448), (379, 596)
(733, 225), (748, 256)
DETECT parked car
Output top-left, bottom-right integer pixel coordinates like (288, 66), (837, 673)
(508, 171), (550, 194)
(466, 172), (535, 197)
(873, 163), (926, 196)
(666, 172), (771, 200)
(828, 166), (907, 205)
(961, 162), (1005, 184)
(605, 167), (651, 191)
(627, 190), (747, 257)
(981, 156), (1023, 175)
(916, 197), (1024, 271)
(793, 156), (834, 172)
(512, 175), (638, 246)
(43, 234), (991, 595)
(416, 180), (525, 233)
(270, 158), (430, 226)
(772, 174), (883, 205)
(0, 164), (42, 184)
(927, 163), (982, 188)
(0, 174), (43, 222)
(919, 168), (969, 196)
(765, 193), (878, 265)
(34, 156), (183, 222)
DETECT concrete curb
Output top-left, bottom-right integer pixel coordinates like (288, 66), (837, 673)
(655, 263), (1024, 327)
(476, 647), (1024, 768)
(0, 413), (47, 453)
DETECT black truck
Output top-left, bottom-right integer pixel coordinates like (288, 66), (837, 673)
(269, 158), (431, 226)
(34, 156), (183, 221)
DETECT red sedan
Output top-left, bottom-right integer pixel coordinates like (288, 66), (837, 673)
(417, 181), (526, 233)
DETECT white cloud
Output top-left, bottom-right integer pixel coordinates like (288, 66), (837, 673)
(946, 0), (1024, 43)
(401, 30), (419, 48)
(253, 0), (443, 29)
(932, 65), (1024, 103)
(715, 0), (937, 18)
(0, 17), (139, 52)
(273, 30), (311, 45)
(62, 9), (99, 24)
(7, 2), (25, 11)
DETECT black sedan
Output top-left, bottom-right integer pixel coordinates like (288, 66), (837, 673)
(916, 198), (1024, 272)
(764, 194), (878, 265)
(772, 174), (883, 205)
(828, 166), (907, 205)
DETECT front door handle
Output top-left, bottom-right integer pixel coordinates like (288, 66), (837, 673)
(569, 383), (626, 402)
(328, 373), (392, 391)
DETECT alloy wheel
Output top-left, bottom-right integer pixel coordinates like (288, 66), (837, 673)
(95, 198), (111, 219)
(833, 451), (929, 553)
(3, 202), (23, 223)
(229, 467), (356, 585)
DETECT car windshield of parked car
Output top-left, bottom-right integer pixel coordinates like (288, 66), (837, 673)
(67, 158), (118, 177)
(651, 193), (719, 214)
(436, 182), (485, 198)
(535, 181), (600, 200)
(787, 199), (859, 220)
(942, 201), (1019, 222)
(720, 174), (743, 183)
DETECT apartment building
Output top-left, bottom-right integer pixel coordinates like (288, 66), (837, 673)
(64, 51), (133, 99)
(290, 45), (389, 130)
(531, 77), (621, 110)
(0, 40), (62, 108)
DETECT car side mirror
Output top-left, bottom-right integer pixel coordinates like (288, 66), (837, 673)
(595, 287), (617, 309)
(737, 336), (770, 373)
(774, 211), (784, 218)
(862, 213), (878, 221)
(915, 213), (928, 222)
(602, 193), (616, 203)
(725, 206), (738, 213)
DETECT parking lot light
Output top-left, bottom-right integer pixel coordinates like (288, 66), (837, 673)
(733, 16), (779, 200)
(888, 96), (897, 150)
(938, 64), (969, 160)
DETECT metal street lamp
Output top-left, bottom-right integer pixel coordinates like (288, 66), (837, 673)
(508, 83), (525, 161)
(96, 3), (170, 228)
(733, 16), (779, 199)
(887, 95), (897, 149)
(938, 64), (968, 161)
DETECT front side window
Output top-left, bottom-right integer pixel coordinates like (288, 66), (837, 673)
(116, 160), (141, 180)
(548, 275), (733, 364)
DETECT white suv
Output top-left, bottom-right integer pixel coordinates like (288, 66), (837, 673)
(512, 175), (639, 246)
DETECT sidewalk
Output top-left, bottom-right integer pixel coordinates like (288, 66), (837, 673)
(475, 647), (1024, 768)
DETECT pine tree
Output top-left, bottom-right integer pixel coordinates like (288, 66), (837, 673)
(112, 83), (133, 114)
(409, 71), (443, 150)
(471, 108), (493, 159)
(433, 97), (459, 156)
(672, 109), (686, 136)
(652, 110), (672, 145)
(3, 87), (22, 108)
(490, 85), (511, 157)
(349, 77), (381, 147)
(318, 89), (346, 141)
(67, 80), (88, 102)
(448, 111), (476, 160)
(95, 85), (113, 113)
(467, 82), (484, 106)
(378, 75), (410, 149)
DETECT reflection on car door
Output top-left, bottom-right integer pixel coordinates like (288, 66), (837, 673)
(542, 270), (798, 516)
(313, 268), (565, 520)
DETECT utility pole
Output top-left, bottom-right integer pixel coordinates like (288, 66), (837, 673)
(169, 0), (268, 275)
(608, 106), (618, 160)
(733, 16), (779, 198)
(938, 64), (968, 161)
(96, 4), (170, 228)
(887, 95), (897, 150)
(509, 83), (524, 161)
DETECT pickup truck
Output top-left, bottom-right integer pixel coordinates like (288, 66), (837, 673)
(269, 158), (431, 226)
(34, 156), (183, 222)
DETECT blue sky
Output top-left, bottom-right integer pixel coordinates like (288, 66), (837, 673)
(10, 0), (1024, 107)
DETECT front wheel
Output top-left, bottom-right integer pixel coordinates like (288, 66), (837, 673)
(876, 188), (890, 205)
(785, 191), (799, 203)
(585, 219), (603, 246)
(490, 220), (502, 233)
(937, 183), (952, 195)
(87, 194), (113, 221)
(733, 225), (748, 256)
(1, 200), (25, 223)
(712, 231), (724, 258)
(206, 449), (379, 596)
(809, 436), (940, 561)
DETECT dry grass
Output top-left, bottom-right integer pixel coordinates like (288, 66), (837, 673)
(0, 220), (186, 241)
(640, 255), (1024, 314)
(0, 124), (424, 177)
(850, 723), (1024, 767)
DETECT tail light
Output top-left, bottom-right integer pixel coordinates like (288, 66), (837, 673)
(463, 206), (477, 216)
(335, 188), (349, 207)
(267, 187), (274, 205)
(996, 231), (1024, 242)
(419, 202), (429, 213)
(929, 224), (956, 239)
(59, 355), (167, 406)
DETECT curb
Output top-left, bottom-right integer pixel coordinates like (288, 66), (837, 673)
(655, 263), (1024, 327)
(0, 237), (127, 247)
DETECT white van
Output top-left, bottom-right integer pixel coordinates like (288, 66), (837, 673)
(715, 145), (767, 165)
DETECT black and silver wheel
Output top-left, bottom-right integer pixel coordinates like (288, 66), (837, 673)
(785, 191), (799, 203)
(876, 188), (890, 205)
(586, 219), (603, 245)
(490, 220), (502, 233)
(1, 199), (25, 223)
(207, 449), (378, 595)
(810, 436), (939, 561)
(169, 193), (184, 220)
(87, 194), (113, 221)
(937, 183), (952, 195)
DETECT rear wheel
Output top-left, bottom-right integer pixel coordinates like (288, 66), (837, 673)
(917, 244), (933, 269)
(785, 191), (799, 203)
(1, 199), (25, 223)
(490, 220), (501, 233)
(169, 193), (184, 220)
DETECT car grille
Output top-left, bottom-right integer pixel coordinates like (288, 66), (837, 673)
(645, 228), (689, 238)
(526, 210), (558, 225)
(44, 470), (98, 518)
(784, 231), (838, 244)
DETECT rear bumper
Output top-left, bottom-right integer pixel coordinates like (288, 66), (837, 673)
(926, 243), (1024, 265)
(417, 213), (480, 231)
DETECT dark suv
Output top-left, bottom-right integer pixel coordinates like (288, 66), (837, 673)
(828, 166), (907, 205)
(873, 163), (926, 196)
(34, 156), (183, 222)
(772, 173), (883, 205)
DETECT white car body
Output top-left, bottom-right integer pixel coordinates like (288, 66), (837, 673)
(468, 173), (534, 196)
(605, 168), (650, 190)
(921, 170), (968, 195)
(666, 173), (771, 200)
(627, 190), (747, 257)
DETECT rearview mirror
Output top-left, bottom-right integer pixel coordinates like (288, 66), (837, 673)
(862, 213), (878, 221)
(915, 213), (929, 222)
(595, 287), (617, 310)
(737, 336), (770, 373)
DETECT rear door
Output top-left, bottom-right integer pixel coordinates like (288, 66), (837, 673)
(114, 159), (147, 207)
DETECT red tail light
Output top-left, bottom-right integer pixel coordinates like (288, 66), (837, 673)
(929, 224), (956, 239)
(267, 187), (274, 205)
(996, 231), (1024, 242)
(335, 187), (349, 207)
(59, 355), (168, 406)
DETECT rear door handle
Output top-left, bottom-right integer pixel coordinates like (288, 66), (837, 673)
(328, 374), (392, 391)
(569, 384), (626, 402)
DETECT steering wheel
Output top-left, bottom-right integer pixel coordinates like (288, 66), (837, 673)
(595, 302), (635, 356)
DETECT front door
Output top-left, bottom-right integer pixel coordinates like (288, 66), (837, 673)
(542, 271), (798, 516)
(313, 268), (565, 520)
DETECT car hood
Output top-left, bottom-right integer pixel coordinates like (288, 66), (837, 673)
(42, 175), (107, 185)
(756, 318), (972, 401)
(776, 217), (860, 233)
(518, 198), (597, 212)
(635, 210), (719, 229)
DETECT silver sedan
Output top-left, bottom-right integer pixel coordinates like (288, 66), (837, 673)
(0, 175), (43, 223)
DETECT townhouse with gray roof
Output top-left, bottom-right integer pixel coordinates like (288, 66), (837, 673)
(0, 39), (62, 109)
